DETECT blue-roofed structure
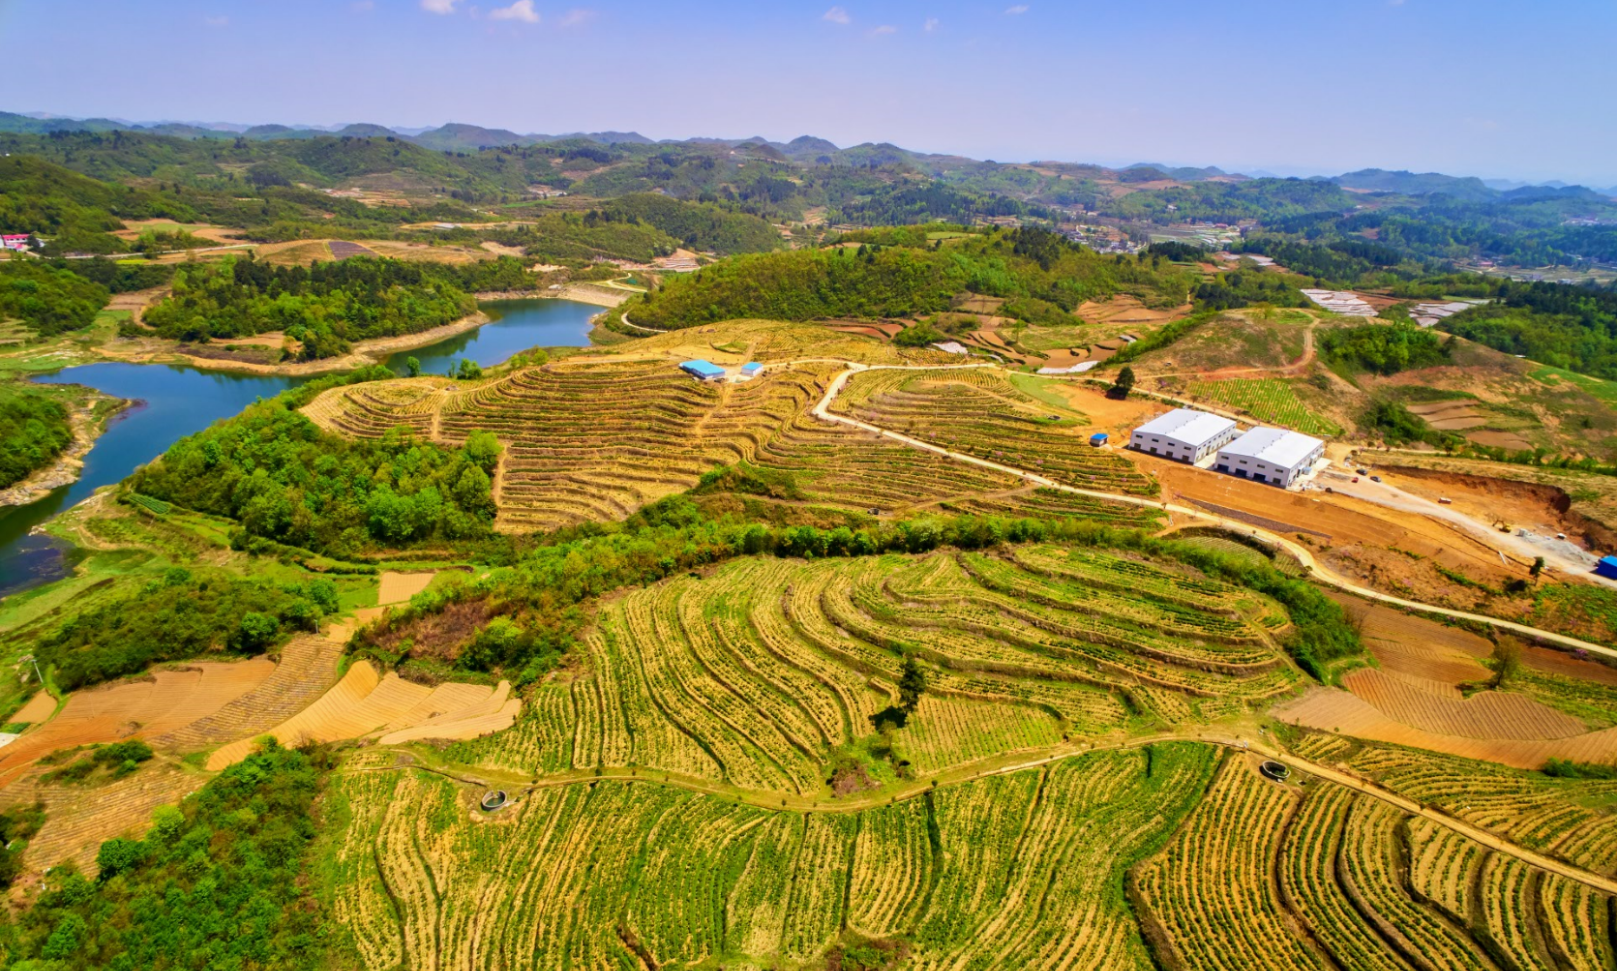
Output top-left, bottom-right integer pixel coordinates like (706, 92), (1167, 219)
(740, 362), (764, 377)
(1089, 432), (1109, 447)
(679, 359), (726, 382)
(1597, 556), (1617, 580)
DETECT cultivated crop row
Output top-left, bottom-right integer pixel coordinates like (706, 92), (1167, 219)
(448, 544), (1309, 790)
(831, 369), (1158, 495)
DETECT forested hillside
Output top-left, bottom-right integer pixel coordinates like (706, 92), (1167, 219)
(630, 228), (1193, 329)
(142, 256), (477, 358)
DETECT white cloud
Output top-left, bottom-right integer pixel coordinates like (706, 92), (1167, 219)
(557, 8), (597, 27)
(203, 14), (228, 26)
(923, 17), (939, 31)
(421, 0), (461, 13)
(869, 24), (896, 35)
(490, 0), (539, 21)
(823, 6), (850, 25)
(1005, 4), (1029, 13)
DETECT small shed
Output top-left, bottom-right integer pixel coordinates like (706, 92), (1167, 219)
(1597, 556), (1617, 580)
(1089, 432), (1109, 447)
(679, 359), (726, 382)
(739, 362), (764, 378)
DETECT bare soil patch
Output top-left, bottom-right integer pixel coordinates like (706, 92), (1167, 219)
(329, 240), (378, 259)
(0, 661), (274, 785)
(1275, 688), (1617, 769)
(1324, 590), (1492, 685)
(256, 240), (334, 265)
(378, 571), (436, 605)
(205, 662), (515, 770)
(12, 692), (57, 725)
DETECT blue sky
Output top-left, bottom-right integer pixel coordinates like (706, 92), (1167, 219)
(1, 0), (1613, 185)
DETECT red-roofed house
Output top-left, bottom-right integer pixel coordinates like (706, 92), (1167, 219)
(1, 235), (32, 252)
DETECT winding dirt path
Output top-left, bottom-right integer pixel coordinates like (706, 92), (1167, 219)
(379, 731), (1617, 896)
(806, 362), (1617, 662)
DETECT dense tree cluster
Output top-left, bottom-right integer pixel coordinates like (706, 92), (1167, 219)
(0, 387), (75, 488)
(1191, 270), (1308, 311)
(1443, 281), (1617, 379)
(630, 230), (1191, 330)
(1319, 322), (1451, 375)
(38, 566), (340, 690)
(142, 255), (476, 359)
(0, 744), (328, 970)
(129, 370), (501, 556)
(601, 192), (781, 254)
(0, 258), (110, 335)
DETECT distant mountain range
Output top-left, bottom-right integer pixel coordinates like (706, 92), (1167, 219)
(4, 111), (1613, 199)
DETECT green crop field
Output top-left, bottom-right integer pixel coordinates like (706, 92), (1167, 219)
(1188, 377), (1343, 436)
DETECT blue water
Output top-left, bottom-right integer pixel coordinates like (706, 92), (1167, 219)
(0, 299), (598, 599)
(382, 298), (599, 376)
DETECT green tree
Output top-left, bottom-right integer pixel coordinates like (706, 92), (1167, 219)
(405, 356), (421, 377)
(1110, 366), (1136, 400)
(1531, 556), (1545, 578)
(898, 655), (928, 714)
(233, 612), (280, 652)
(463, 429), (503, 471)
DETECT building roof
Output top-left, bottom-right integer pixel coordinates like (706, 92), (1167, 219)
(679, 359), (726, 378)
(1134, 409), (1237, 449)
(1601, 556), (1617, 568)
(1220, 427), (1324, 469)
(740, 362), (763, 373)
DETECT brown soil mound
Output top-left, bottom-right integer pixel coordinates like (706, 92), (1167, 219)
(1380, 465), (1610, 550)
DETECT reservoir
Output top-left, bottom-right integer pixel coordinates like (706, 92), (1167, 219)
(0, 299), (598, 599)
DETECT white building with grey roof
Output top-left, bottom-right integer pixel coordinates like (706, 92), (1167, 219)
(1129, 408), (1239, 464)
(1215, 427), (1325, 487)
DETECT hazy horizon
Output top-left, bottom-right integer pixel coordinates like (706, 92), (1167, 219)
(2, 0), (1613, 187)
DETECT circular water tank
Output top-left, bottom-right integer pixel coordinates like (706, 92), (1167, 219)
(480, 790), (509, 811)
(1259, 761), (1291, 782)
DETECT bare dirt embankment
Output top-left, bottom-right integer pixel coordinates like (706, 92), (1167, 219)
(1377, 463), (1617, 552)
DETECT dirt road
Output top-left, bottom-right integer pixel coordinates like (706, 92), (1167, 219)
(808, 362), (1617, 662)
(1319, 470), (1613, 587)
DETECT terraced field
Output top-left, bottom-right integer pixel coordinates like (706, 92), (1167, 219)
(443, 545), (1303, 789)
(1132, 753), (1617, 971)
(829, 368), (1158, 496)
(326, 744), (1219, 971)
(1187, 377), (1343, 436)
(304, 359), (1158, 530)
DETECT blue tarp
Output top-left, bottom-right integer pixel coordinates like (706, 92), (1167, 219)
(680, 360), (726, 379)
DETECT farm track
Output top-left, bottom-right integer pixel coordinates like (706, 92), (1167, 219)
(379, 729), (1617, 898)
(806, 362), (1617, 663)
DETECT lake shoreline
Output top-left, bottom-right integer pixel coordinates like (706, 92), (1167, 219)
(87, 284), (632, 378)
(0, 393), (134, 509)
(96, 311), (494, 378)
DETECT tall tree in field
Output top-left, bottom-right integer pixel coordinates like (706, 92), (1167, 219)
(1110, 365), (1136, 400)
(898, 655), (927, 715)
